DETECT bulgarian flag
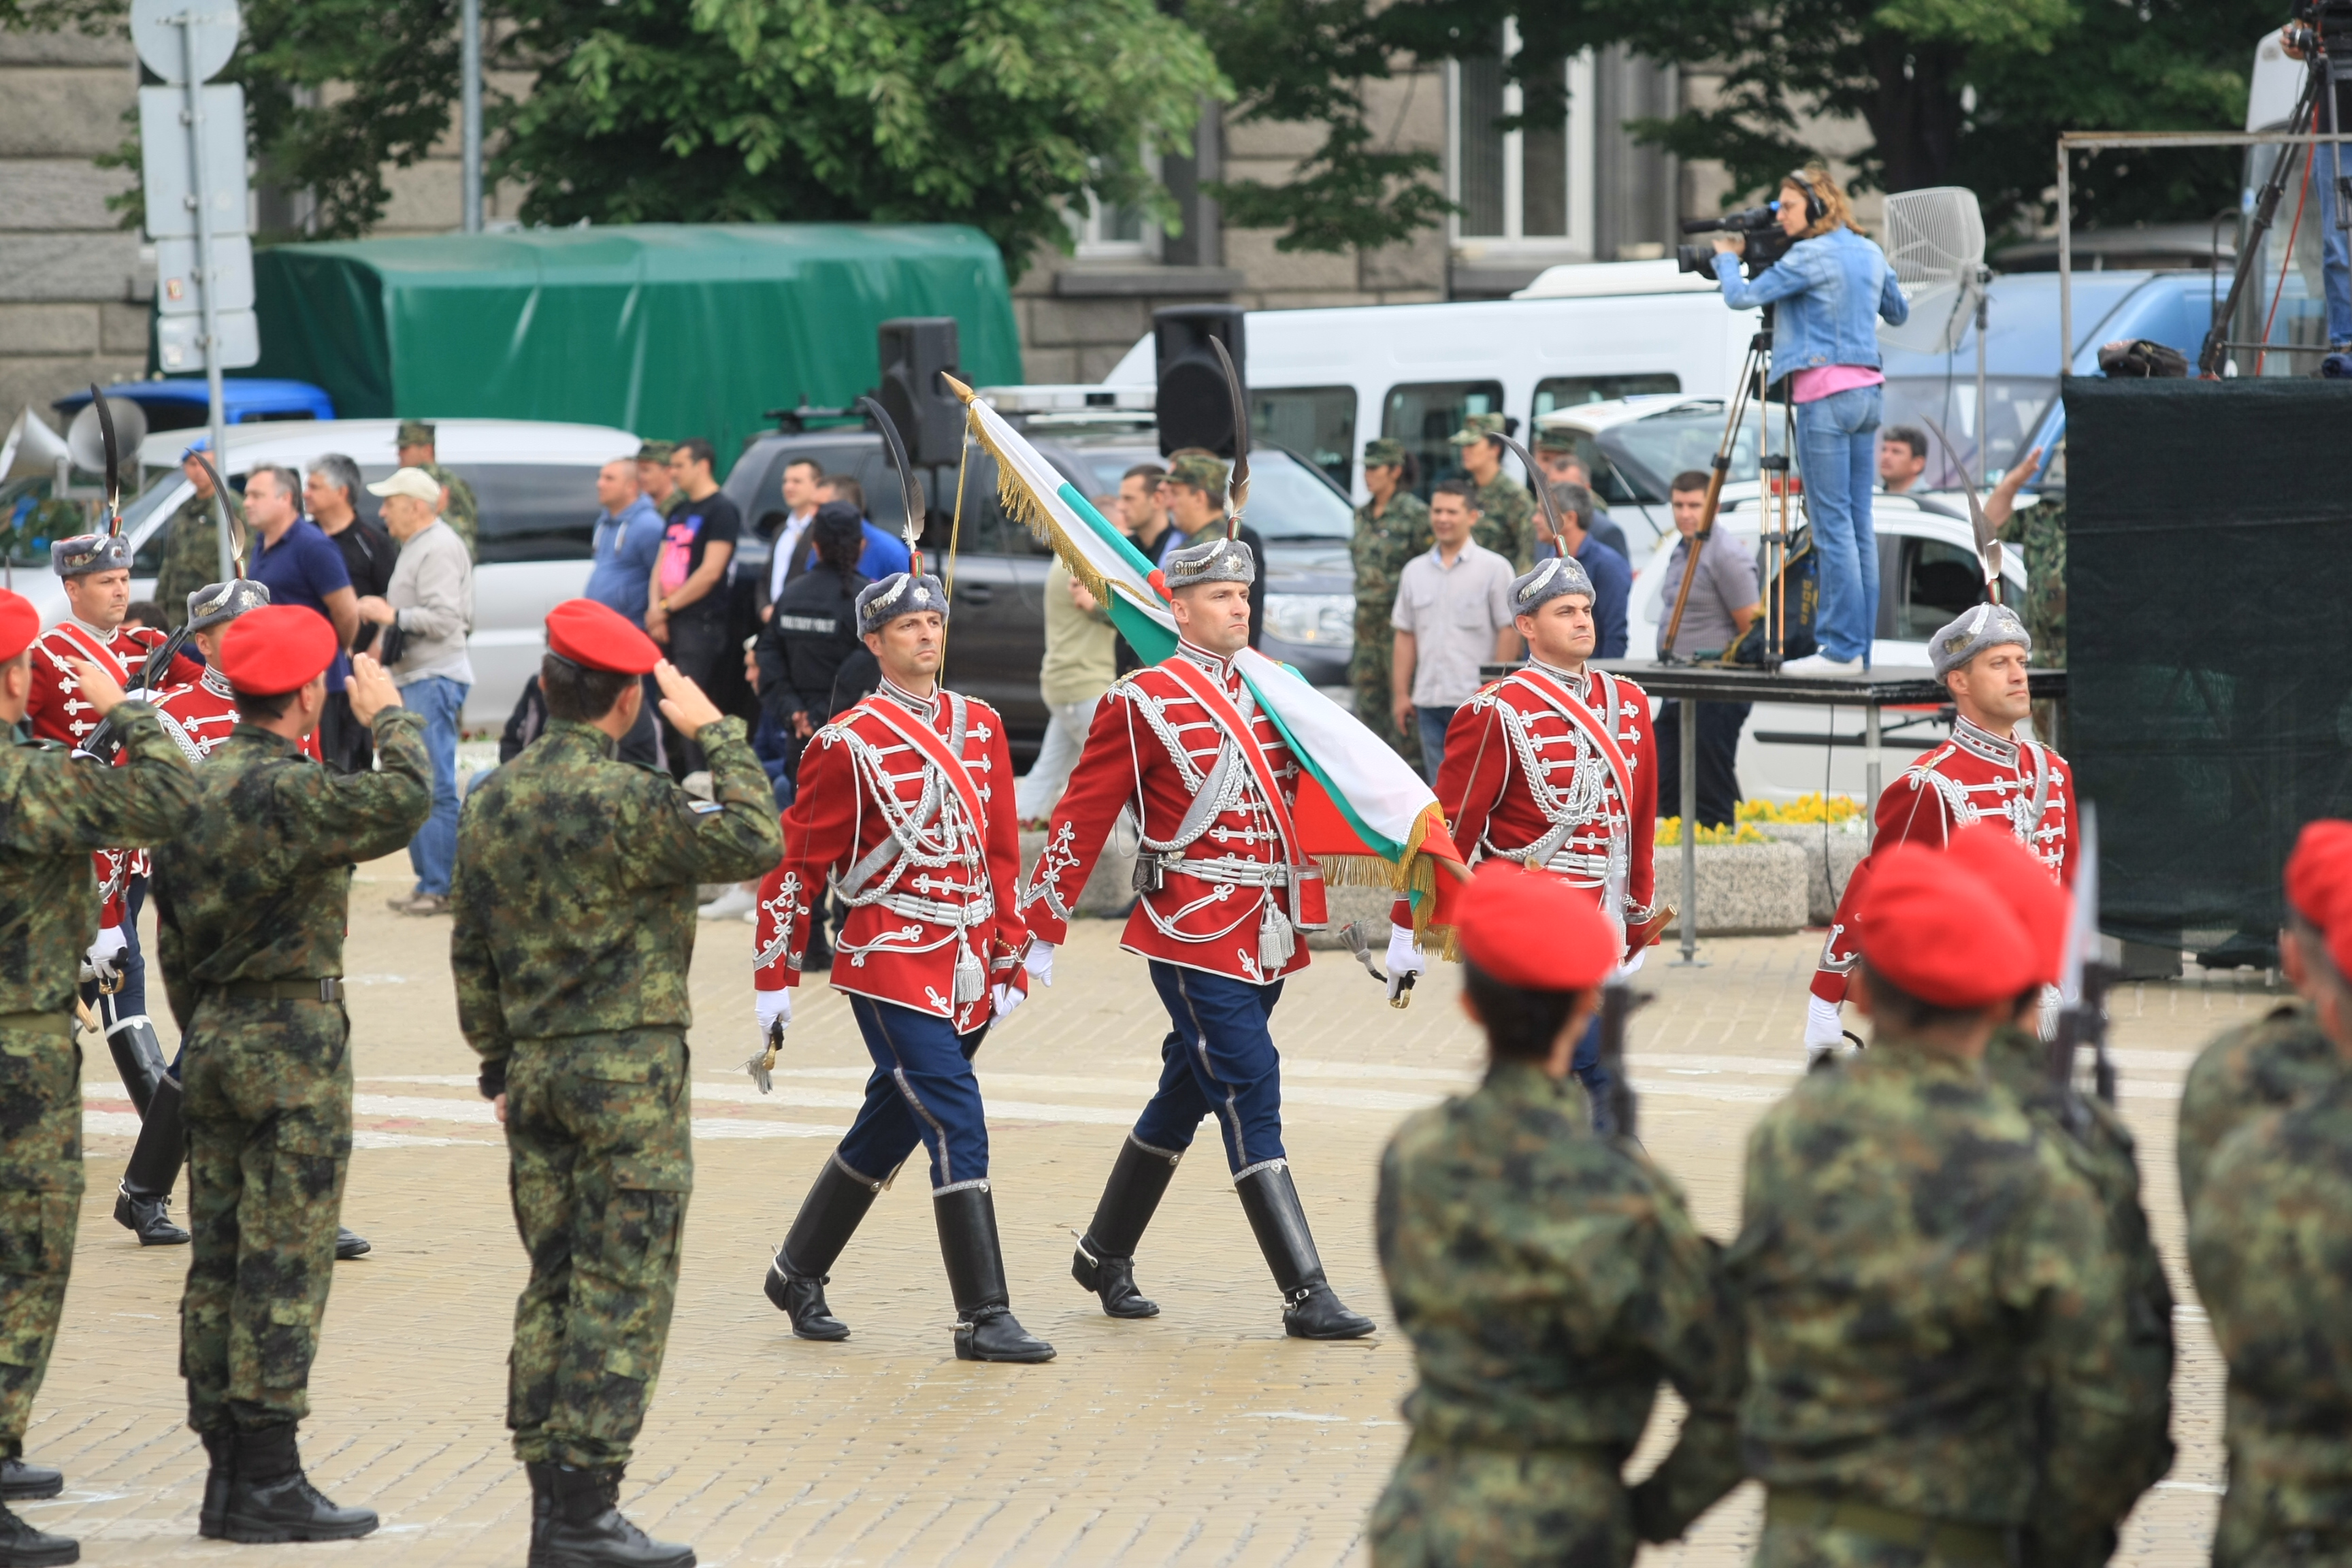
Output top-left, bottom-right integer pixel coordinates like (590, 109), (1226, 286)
(947, 377), (1468, 938)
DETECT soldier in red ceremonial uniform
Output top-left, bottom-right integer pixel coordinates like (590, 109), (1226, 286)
(1022, 533), (1377, 1341)
(1386, 553), (1664, 1126)
(1806, 602), (2074, 1052)
(751, 562), (1053, 1364)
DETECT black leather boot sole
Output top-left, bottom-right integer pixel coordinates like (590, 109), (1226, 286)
(762, 1266), (848, 1341)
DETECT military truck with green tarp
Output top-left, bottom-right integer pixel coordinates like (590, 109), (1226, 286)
(248, 224), (1022, 472)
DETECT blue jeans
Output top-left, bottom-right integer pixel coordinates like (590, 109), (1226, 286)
(1795, 383), (1882, 664)
(1132, 962), (1287, 1173)
(2318, 133), (2352, 346)
(840, 995), (990, 1189)
(1416, 705), (1457, 786)
(404, 675), (468, 897)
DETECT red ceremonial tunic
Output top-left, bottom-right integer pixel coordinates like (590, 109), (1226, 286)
(1812, 713), (2076, 1004)
(150, 665), (321, 765)
(1023, 638), (1322, 985)
(754, 679), (1027, 1033)
(1394, 661), (1659, 935)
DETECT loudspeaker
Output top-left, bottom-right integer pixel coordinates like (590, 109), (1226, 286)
(877, 317), (964, 468)
(1153, 305), (1246, 458)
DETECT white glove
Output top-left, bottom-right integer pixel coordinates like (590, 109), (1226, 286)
(1384, 923), (1424, 980)
(991, 981), (1026, 1023)
(1805, 994), (1848, 1052)
(80, 926), (127, 985)
(1024, 942), (1055, 988)
(755, 987), (792, 1037)
(1617, 944), (1647, 979)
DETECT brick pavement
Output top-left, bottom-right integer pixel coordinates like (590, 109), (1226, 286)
(19, 853), (2278, 1565)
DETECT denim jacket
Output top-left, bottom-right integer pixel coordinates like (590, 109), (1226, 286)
(1714, 227), (1908, 372)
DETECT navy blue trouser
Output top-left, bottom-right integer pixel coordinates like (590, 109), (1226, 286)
(1569, 1013), (1613, 1132)
(1132, 962), (1288, 1173)
(82, 876), (161, 1063)
(837, 994), (990, 1190)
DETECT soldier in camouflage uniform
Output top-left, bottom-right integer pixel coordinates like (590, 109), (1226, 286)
(1350, 438), (1433, 768)
(151, 609), (428, 1544)
(1733, 843), (2148, 1568)
(1373, 864), (1744, 1566)
(2189, 855), (2352, 1568)
(0, 588), (196, 1563)
(2177, 820), (2351, 1214)
(1450, 412), (1535, 570)
(453, 599), (779, 1568)
(157, 446), (227, 631)
(395, 421), (478, 561)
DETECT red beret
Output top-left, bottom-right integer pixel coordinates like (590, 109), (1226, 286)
(1456, 860), (1618, 992)
(2285, 819), (2352, 926)
(217, 606), (338, 697)
(2323, 879), (2352, 979)
(1944, 824), (2071, 988)
(546, 598), (662, 676)
(1855, 842), (2038, 1009)
(0, 591), (37, 663)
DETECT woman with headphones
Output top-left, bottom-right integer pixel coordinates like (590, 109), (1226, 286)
(1712, 164), (1909, 673)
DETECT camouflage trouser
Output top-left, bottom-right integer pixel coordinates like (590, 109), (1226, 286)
(506, 1028), (691, 1469)
(0, 1018), (83, 1459)
(1369, 1435), (1635, 1568)
(1756, 1512), (2012, 1568)
(1352, 632), (1421, 771)
(179, 993), (353, 1434)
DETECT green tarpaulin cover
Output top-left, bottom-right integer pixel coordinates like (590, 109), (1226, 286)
(251, 224), (1022, 473)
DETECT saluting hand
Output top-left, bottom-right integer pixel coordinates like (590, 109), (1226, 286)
(69, 658), (127, 718)
(653, 659), (723, 735)
(348, 653), (404, 726)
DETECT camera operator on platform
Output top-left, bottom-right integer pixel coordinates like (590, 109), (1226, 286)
(1710, 165), (1908, 673)
(2281, 6), (2352, 368)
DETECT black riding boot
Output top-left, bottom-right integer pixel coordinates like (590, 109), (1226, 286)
(762, 1154), (881, 1341)
(529, 1463), (694, 1568)
(1071, 1134), (1181, 1319)
(335, 1227), (371, 1259)
(932, 1183), (1054, 1363)
(113, 1070), (189, 1247)
(1235, 1160), (1375, 1340)
(197, 1430), (232, 1539)
(218, 1422), (378, 1543)
(104, 1014), (167, 1115)
(0, 1499), (76, 1567)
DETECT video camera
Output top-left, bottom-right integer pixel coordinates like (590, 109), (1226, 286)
(2289, 0), (2352, 53)
(1676, 205), (1794, 280)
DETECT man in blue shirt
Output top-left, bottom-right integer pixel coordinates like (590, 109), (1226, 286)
(584, 457), (666, 626)
(244, 463), (369, 769)
(1542, 482), (1630, 659)
(814, 474), (912, 579)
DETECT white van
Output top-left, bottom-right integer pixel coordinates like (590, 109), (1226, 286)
(1100, 261), (1759, 502)
(20, 417), (636, 728)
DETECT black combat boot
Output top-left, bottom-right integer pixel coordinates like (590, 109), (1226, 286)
(0, 1499), (76, 1567)
(530, 1463), (693, 1568)
(114, 1070), (189, 1246)
(0, 1458), (61, 1501)
(522, 1462), (555, 1553)
(1071, 1134), (1181, 1319)
(762, 1155), (881, 1341)
(218, 1422), (378, 1543)
(932, 1183), (1055, 1363)
(1235, 1161), (1375, 1341)
(334, 1228), (371, 1260)
(197, 1431), (231, 1539)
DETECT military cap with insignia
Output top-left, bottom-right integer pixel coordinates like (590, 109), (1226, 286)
(186, 578), (272, 633)
(1163, 534), (1256, 591)
(1458, 860), (1618, 992)
(1929, 602), (2030, 682)
(546, 598), (662, 675)
(1855, 843), (2038, 1007)
(217, 605), (340, 696)
(1507, 553), (1595, 617)
(50, 532), (132, 578)
(855, 569), (951, 638)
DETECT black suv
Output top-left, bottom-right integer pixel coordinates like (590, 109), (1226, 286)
(722, 416), (1356, 764)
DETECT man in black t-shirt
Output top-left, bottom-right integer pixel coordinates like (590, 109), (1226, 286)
(306, 455), (399, 603)
(646, 436), (741, 775)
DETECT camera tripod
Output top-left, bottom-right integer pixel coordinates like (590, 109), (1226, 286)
(2198, 20), (2352, 376)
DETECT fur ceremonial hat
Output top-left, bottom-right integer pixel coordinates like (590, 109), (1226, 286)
(1944, 824), (2071, 988)
(855, 570), (949, 638)
(0, 591), (38, 663)
(50, 532), (131, 578)
(2285, 819), (2352, 926)
(1855, 842), (2038, 1009)
(546, 598), (662, 675)
(1929, 602), (2031, 683)
(1457, 861), (1617, 992)
(1509, 553), (1595, 617)
(1163, 534), (1256, 591)
(185, 578), (272, 634)
(218, 606), (338, 697)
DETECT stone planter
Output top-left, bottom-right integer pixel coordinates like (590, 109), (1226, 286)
(1750, 821), (1869, 926)
(1648, 840), (1809, 936)
(1018, 823), (1139, 920)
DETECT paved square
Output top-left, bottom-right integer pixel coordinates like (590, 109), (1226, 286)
(24, 855), (2265, 1565)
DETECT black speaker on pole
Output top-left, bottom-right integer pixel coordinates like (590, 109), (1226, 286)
(1153, 305), (1246, 457)
(877, 316), (964, 466)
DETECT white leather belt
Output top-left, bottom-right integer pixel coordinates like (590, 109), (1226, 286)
(1156, 854), (1289, 888)
(875, 890), (994, 926)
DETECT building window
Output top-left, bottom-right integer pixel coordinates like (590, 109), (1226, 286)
(1069, 156), (1159, 261)
(1449, 22), (1595, 255)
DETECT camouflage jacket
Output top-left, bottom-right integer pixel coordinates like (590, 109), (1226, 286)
(2190, 1068), (2352, 1564)
(1351, 491), (1434, 641)
(151, 711), (431, 1020)
(451, 717), (780, 1064)
(1377, 1060), (1745, 1538)
(1995, 494), (2064, 666)
(1471, 474), (1537, 572)
(0, 704), (196, 1015)
(1983, 1025), (2176, 1555)
(423, 461), (479, 560)
(156, 492), (225, 632)
(1731, 1041), (2140, 1529)
(2178, 999), (2342, 1216)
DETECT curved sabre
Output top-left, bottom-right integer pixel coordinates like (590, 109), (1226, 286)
(858, 394), (927, 572)
(1209, 335), (1249, 536)
(90, 384), (122, 535)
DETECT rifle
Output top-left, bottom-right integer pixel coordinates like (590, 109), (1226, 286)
(1597, 977), (1650, 1143)
(2046, 802), (2117, 1132)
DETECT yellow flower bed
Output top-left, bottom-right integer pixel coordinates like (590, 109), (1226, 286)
(1656, 817), (1770, 847)
(1737, 792), (1865, 825)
